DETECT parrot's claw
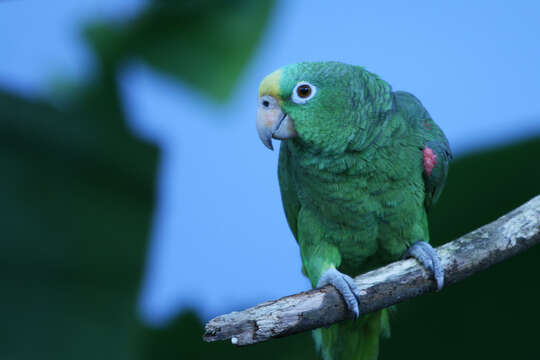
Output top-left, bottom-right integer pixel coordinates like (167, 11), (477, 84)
(317, 268), (361, 319)
(404, 241), (444, 291)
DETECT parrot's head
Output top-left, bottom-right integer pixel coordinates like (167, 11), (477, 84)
(256, 61), (393, 153)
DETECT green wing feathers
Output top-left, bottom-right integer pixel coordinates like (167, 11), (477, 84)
(394, 91), (452, 209)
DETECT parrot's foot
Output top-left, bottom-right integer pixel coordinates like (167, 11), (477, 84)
(404, 241), (444, 291)
(317, 268), (361, 319)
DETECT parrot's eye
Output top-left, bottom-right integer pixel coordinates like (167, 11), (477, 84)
(291, 81), (316, 104)
(297, 85), (311, 98)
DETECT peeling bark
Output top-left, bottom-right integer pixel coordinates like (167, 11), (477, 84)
(203, 195), (540, 346)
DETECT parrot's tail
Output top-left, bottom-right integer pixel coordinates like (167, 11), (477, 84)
(312, 309), (390, 360)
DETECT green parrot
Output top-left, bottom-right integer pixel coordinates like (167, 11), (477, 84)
(256, 61), (451, 360)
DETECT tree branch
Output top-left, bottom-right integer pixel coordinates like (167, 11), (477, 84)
(203, 195), (540, 346)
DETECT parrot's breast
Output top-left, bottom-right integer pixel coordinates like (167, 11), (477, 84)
(287, 136), (428, 273)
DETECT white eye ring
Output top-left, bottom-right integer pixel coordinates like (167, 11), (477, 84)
(291, 81), (317, 104)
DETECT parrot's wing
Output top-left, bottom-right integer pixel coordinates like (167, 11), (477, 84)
(394, 91), (453, 210)
(278, 141), (301, 240)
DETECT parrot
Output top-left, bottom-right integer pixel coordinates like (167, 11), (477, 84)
(255, 61), (451, 360)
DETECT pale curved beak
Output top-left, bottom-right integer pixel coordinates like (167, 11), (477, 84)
(256, 95), (297, 150)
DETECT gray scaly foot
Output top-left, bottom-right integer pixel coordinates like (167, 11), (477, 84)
(404, 241), (444, 290)
(317, 268), (361, 319)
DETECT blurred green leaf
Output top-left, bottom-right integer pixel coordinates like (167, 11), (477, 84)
(0, 82), (158, 359)
(84, 0), (275, 102)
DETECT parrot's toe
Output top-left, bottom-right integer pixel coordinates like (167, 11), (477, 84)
(404, 241), (444, 291)
(317, 268), (361, 319)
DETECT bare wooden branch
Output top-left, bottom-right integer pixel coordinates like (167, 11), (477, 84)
(204, 195), (540, 346)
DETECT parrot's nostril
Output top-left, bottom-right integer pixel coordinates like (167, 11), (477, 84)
(262, 100), (270, 108)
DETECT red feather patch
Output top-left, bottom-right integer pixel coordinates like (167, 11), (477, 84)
(423, 146), (437, 176)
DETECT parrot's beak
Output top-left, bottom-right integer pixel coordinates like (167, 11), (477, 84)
(256, 95), (297, 150)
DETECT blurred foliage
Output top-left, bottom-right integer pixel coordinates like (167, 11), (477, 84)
(0, 0), (273, 359)
(85, 0), (274, 101)
(0, 76), (156, 359)
(146, 137), (540, 360)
